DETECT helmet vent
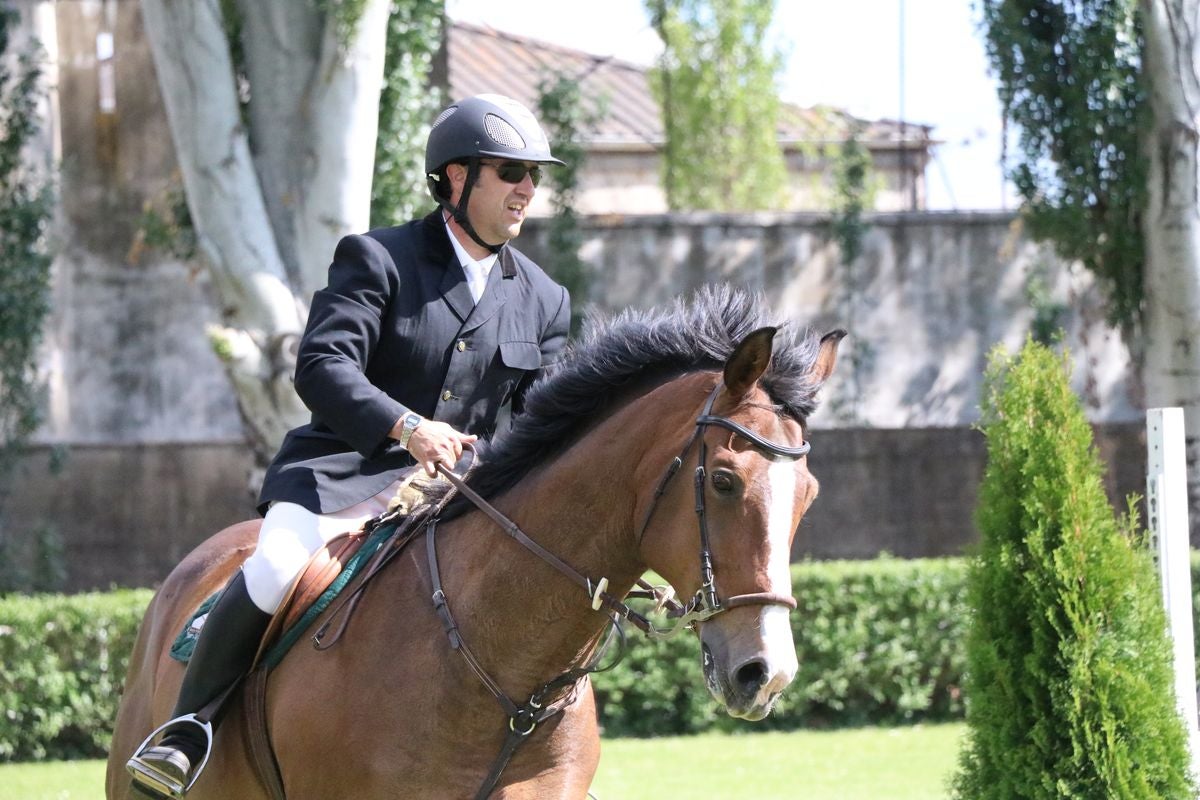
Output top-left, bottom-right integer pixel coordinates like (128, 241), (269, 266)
(431, 106), (458, 128)
(484, 113), (526, 149)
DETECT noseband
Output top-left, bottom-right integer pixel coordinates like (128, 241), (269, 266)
(633, 383), (806, 633)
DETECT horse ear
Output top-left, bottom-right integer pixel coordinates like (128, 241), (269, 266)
(806, 329), (847, 385)
(723, 326), (777, 398)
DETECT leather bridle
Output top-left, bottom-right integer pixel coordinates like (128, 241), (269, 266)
(632, 383), (806, 631)
(423, 380), (812, 799)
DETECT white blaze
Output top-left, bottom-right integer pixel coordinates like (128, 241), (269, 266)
(766, 458), (798, 592)
(758, 458), (800, 694)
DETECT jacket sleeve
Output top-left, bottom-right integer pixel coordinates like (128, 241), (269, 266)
(512, 285), (571, 417)
(292, 233), (410, 458)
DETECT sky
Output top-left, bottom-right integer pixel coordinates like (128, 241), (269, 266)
(444, 0), (1018, 211)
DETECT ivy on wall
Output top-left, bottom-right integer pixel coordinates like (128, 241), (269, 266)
(831, 126), (874, 266)
(0, 1), (58, 592)
(536, 72), (605, 331)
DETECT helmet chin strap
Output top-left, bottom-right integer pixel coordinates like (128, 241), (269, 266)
(431, 159), (505, 255)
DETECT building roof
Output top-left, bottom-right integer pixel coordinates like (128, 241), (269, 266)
(447, 20), (934, 153)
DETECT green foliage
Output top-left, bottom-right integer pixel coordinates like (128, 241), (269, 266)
(0, 562), (970, 759)
(646, 0), (787, 211)
(0, 590), (153, 761)
(953, 339), (1193, 799)
(977, 0), (1147, 333)
(371, 1), (444, 227)
(313, 0), (373, 51)
(830, 127), (874, 266)
(131, 178), (196, 265)
(9, 549), (1200, 760)
(1024, 253), (1068, 346)
(536, 73), (604, 332)
(0, 3), (52, 469)
(597, 558), (970, 736)
(0, 2), (56, 594)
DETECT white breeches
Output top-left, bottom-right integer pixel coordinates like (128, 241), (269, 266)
(241, 481), (400, 614)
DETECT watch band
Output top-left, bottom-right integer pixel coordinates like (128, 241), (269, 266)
(398, 413), (423, 450)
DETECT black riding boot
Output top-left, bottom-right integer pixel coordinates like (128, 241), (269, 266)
(126, 570), (272, 798)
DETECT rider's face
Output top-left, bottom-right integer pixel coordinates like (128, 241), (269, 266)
(446, 161), (537, 254)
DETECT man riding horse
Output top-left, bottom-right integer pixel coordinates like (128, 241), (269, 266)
(125, 93), (571, 799)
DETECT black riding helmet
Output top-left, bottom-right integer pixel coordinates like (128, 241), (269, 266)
(425, 94), (564, 253)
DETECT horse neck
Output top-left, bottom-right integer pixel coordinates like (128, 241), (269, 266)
(436, 373), (710, 695)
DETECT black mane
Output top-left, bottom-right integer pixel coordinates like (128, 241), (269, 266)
(446, 284), (830, 512)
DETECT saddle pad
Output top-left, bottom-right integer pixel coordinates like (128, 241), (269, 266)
(168, 519), (400, 669)
(169, 591), (222, 663)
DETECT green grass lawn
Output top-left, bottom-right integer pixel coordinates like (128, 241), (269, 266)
(0, 758), (101, 800)
(0, 723), (965, 800)
(592, 724), (965, 799)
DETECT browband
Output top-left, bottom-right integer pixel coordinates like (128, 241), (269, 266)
(695, 414), (811, 459)
(694, 380), (811, 460)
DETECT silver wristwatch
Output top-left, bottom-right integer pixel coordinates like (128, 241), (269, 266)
(397, 412), (423, 449)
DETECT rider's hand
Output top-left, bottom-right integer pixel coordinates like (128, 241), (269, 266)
(403, 420), (477, 477)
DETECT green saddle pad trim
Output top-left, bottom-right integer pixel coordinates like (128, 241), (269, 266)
(168, 520), (400, 671)
(169, 590), (222, 663)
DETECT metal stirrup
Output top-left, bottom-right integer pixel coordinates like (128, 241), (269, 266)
(127, 714), (214, 798)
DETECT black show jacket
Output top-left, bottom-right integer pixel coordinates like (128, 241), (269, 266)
(257, 211), (570, 514)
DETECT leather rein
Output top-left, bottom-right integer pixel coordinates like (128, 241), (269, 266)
(425, 382), (810, 799)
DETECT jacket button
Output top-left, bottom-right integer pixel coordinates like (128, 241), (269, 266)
(442, 390), (453, 401)
(456, 340), (467, 352)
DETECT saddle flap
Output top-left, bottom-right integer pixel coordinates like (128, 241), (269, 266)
(253, 528), (367, 668)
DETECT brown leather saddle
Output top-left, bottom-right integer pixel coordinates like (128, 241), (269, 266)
(241, 468), (443, 800)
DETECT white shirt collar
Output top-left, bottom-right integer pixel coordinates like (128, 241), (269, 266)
(443, 215), (499, 277)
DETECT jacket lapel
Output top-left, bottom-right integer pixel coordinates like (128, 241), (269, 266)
(460, 250), (511, 334)
(423, 211), (474, 324)
(439, 263), (475, 324)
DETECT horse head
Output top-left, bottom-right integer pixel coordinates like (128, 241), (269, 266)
(638, 325), (843, 720)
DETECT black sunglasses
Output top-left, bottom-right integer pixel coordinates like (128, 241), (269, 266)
(482, 161), (542, 187)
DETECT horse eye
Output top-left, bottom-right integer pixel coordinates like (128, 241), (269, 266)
(711, 470), (736, 494)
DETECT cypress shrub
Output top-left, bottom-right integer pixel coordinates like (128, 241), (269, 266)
(952, 340), (1194, 799)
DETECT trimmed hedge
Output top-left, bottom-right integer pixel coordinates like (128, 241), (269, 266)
(0, 590), (151, 760)
(1, 555), (1194, 758)
(595, 557), (969, 736)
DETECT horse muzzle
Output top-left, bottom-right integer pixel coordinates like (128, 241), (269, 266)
(699, 605), (798, 720)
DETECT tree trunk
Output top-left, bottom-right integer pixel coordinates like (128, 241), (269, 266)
(1140, 0), (1200, 533)
(140, 0), (388, 460)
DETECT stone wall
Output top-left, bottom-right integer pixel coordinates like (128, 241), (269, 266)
(4, 422), (1144, 591)
(6, 207), (1151, 591)
(517, 211), (1138, 430)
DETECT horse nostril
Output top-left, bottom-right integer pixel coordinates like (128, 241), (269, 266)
(734, 659), (768, 693)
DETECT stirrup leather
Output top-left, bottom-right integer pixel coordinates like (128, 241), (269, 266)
(126, 714), (214, 798)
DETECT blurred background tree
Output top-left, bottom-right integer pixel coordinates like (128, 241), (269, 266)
(536, 72), (606, 331)
(371, 1), (444, 228)
(978, 0), (1200, 528)
(645, 0), (787, 211)
(0, 1), (57, 592)
(139, 0), (443, 462)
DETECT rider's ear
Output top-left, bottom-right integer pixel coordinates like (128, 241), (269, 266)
(805, 329), (847, 385)
(723, 326), (776, 399)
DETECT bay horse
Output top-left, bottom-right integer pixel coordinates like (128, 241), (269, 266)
(106, 287), (844, 799)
